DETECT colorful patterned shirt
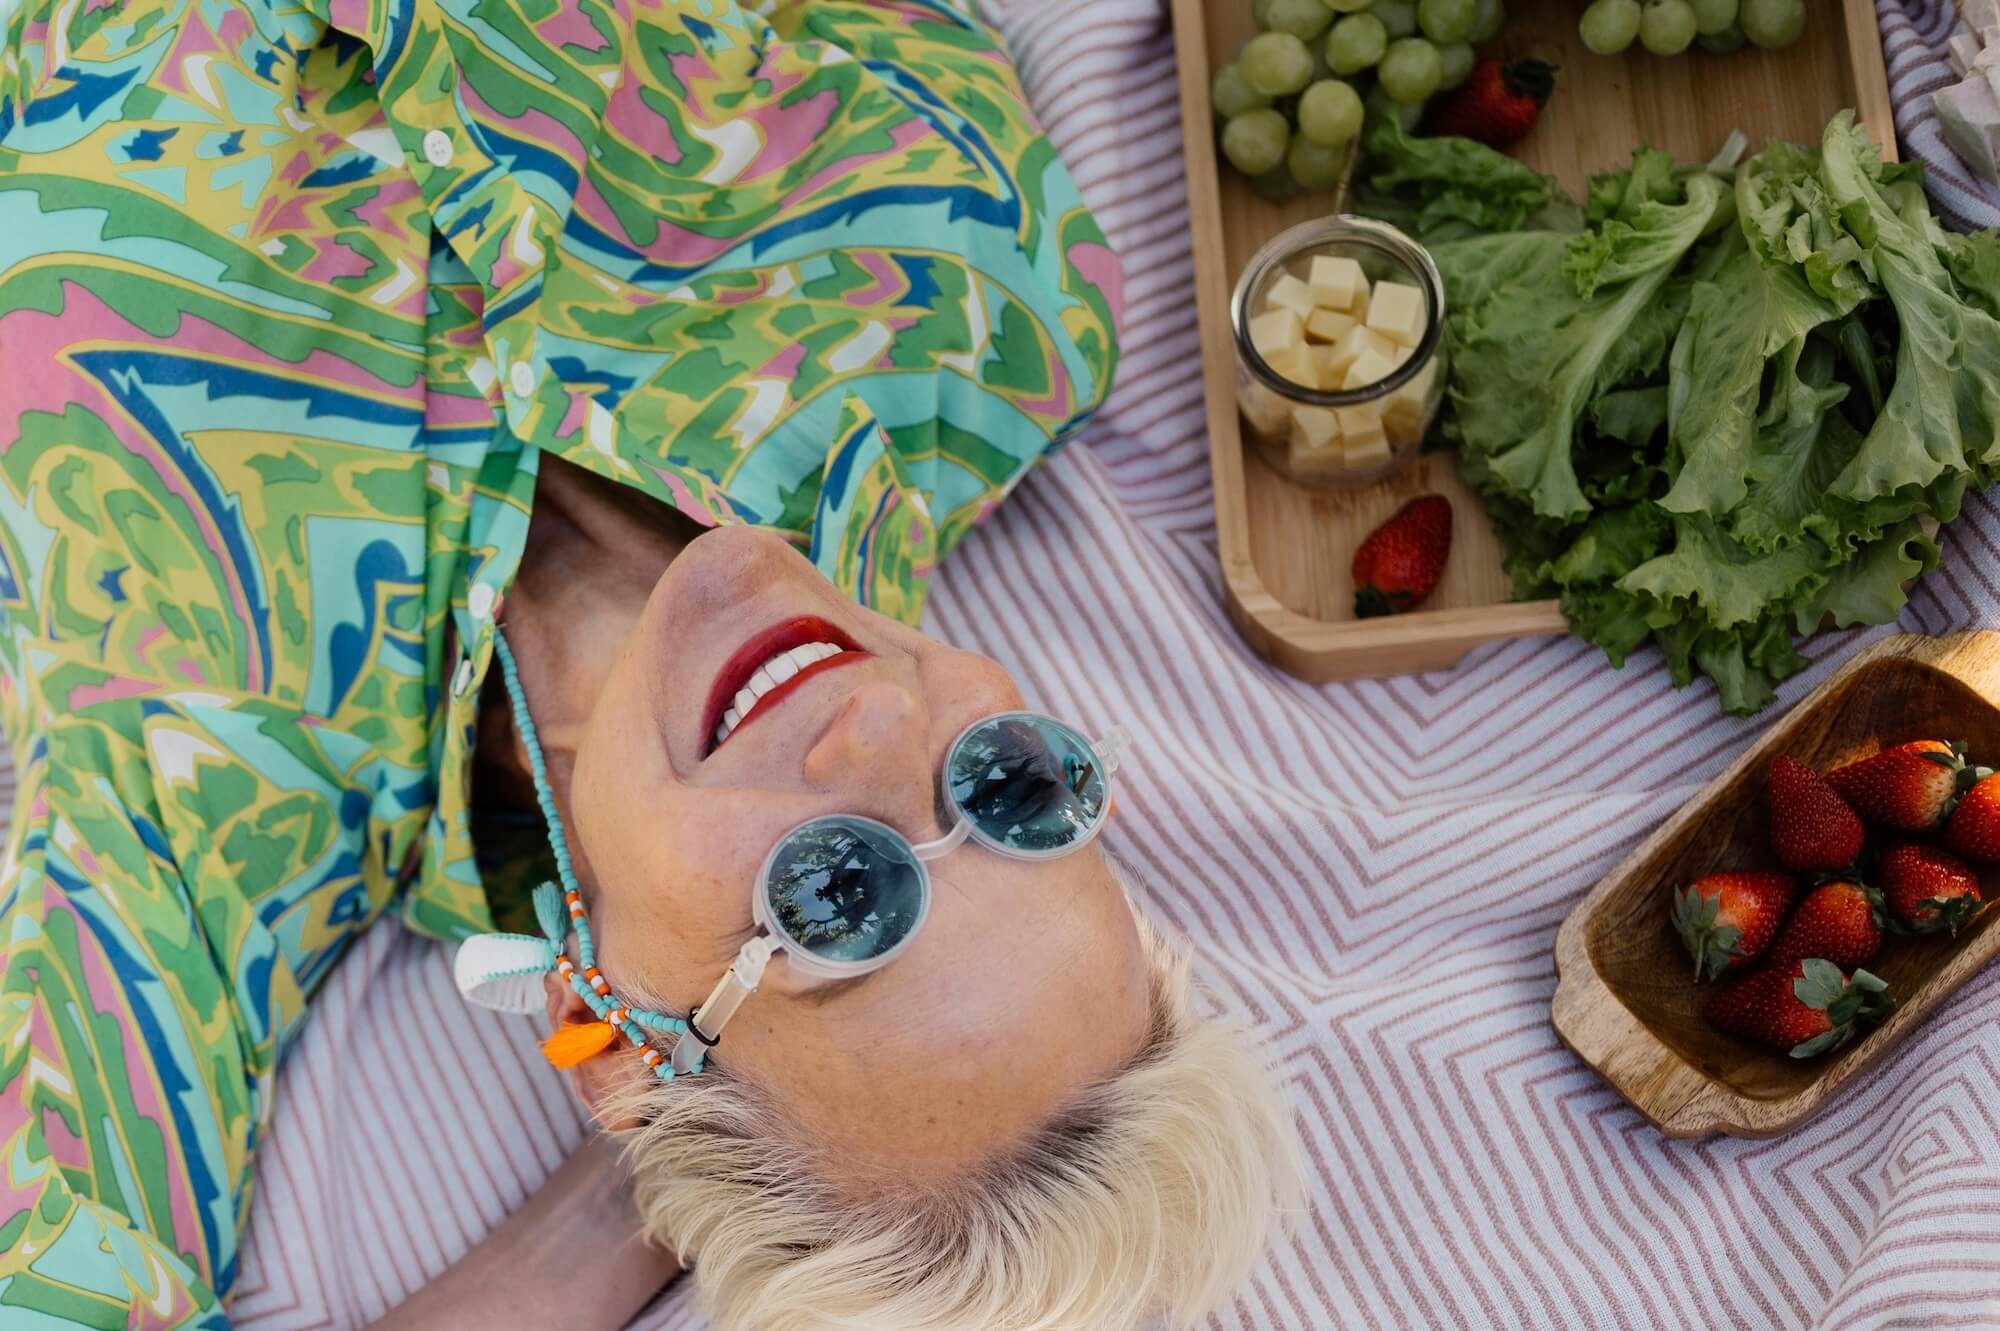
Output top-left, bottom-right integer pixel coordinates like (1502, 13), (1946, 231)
(0, 0), (1118, 1323)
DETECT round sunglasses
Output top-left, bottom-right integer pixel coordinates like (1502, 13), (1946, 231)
(674, 711), (1129, 1070)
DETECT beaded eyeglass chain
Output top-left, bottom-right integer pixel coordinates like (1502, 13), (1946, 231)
(493, 630), (704, 1080)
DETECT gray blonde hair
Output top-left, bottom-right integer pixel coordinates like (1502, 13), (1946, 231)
(599, 912), (1300, 1331)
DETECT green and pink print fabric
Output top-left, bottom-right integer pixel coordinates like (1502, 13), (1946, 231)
(0, 0), (1118, 1323)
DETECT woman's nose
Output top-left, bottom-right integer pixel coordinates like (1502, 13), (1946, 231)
(802, 679), (940, 833)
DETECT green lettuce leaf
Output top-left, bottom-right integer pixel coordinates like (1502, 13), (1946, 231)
(1443, 172), (1724, 519)
(1618, 515), (1826, 631)
(1727, 336), (1865, 552)
(1736, 139), (1878, 306)
(1359, 112), (1563, 241)
(1819, 112), (2000, 501)
(1660, 249), (1853, 520)
(1792, 519), (1940, 631)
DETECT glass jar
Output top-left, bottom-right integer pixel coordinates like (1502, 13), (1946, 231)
(1230, 215), (1448, 488)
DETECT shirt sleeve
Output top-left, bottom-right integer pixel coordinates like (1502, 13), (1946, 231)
(0, 718), (240, 1330)
(313, 0), (1122, 621)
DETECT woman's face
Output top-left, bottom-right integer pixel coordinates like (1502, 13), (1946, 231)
(563, 525), (1154, 1178)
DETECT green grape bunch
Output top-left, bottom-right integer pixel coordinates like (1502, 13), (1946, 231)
(1578, 0), (1804, 56)
(1214, 0), (1506, 196)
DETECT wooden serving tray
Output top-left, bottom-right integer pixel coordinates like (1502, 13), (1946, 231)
(1552, 633), (2000, 1138)
(1168, 0), (1895, 682)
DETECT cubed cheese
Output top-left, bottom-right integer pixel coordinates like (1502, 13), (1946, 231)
(1324, 325), (1396, 380)
(1335, 405), (1381, 437)
(1290, 406), (1342, 453)
(1342, 413), (1390, 465)
(1265, 272), (1316, 319)
(1382, 374), (1433, 444)
(1247, 307), (1303, 360)
(1935, 75), (2000, 185)
(1343, 347), (1398, 390)
(1365, 280), (1427, 348)
(1305, 307), (1359, 343)
(1266, 344), (1317, 388)
(1306, 255), (1366, 311)
(1308, 344), (1347, 390)
(1388, 340), (1416, 369)
(1953, 30), (1980, 77)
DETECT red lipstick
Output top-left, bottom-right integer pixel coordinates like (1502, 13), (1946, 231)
(702, 615), (864, 756)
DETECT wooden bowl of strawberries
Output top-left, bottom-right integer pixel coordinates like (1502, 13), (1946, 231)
(1552, 631), (2000, 1138)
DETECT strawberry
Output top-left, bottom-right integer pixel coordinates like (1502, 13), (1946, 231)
(1825, 740), (1975, 832)
(1767, 755), (1864, 873)
(1767, 879), (1884, 969)
(1671, 871), (1796, 980)
(1705, 959), (1894, 1059)
(1425, 59), (1556, 148)
(1352, 494), (1452, 618)
(1880, 843), (1985, 936)
(1944, 771), (2000, 864)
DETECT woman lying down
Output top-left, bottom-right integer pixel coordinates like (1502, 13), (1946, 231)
(0, 0), (1296, 1327)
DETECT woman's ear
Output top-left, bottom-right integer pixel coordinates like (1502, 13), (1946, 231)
(541, 970), (647, 1131)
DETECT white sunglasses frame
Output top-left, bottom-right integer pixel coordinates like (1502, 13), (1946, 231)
(672, 712), (1129, 1072)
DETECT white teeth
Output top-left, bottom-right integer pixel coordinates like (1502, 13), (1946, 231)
(711, 641), (848, 749)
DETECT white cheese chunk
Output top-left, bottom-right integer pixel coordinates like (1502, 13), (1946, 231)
(1308, 345), (1346, 390)
(1305, 307), (1359, 343)
(1265, 272), (1316, 319)
(1266, 345), (1317, 388)
(1952, 30), (1980, 77)
(1306, 255), (1366, 311)
(1343, 347), (1398, 391)
(1290, 405), (1341, 452)
(1382, 363), (1436, 444)
(1247, 307), (1304, 360)
(1341, 412), (1390, 464)
(1325, 324), (1396, 380)
(1937, 74), (2000, 185)
(1364, 280), (1427, 348)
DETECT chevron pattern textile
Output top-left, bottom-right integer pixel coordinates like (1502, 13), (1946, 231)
(9, 1), (1998, 1327)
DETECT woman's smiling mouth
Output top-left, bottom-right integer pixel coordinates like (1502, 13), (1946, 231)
(704, 616), (866, 755)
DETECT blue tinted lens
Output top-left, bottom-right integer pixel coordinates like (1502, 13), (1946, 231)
(947, 714), (1108, 856)
(763, 816), (927, 964)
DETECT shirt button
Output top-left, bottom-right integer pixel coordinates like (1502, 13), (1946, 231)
(451, 657), (475, 698)
(422, 129), (454, 168)
(467, 582), (496, 621)
(508, 361), (535, 397)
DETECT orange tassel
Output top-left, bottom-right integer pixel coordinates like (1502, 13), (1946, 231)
(541, 1020), (617, 1069)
